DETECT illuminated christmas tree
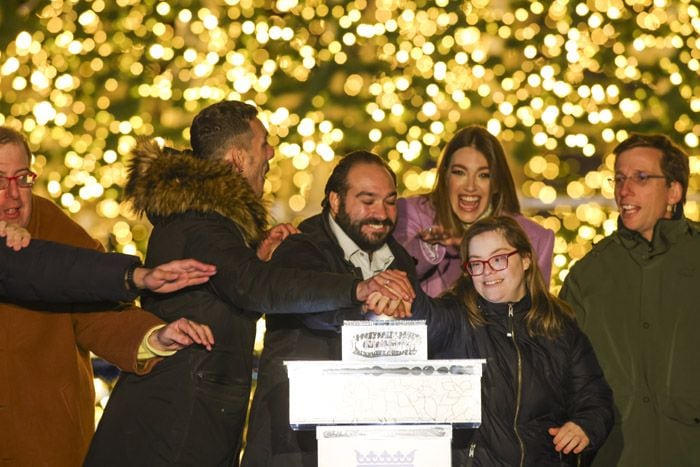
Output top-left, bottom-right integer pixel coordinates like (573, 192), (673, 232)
(0, 0), (698, 288)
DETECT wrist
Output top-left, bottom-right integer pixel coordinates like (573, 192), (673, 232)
(124, 262), (145, 292)
(144, 325), (177, 356)
(354, 279), (366, 302)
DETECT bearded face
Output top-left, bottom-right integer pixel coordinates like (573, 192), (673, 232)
(335, 195), (395, 252)
(330, 162), (398, 253)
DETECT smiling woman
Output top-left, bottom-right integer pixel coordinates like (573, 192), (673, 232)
(393, 125), (555, 297)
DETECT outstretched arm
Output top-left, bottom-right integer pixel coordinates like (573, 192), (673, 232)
(147, 317), (215, 352)
(0, 239), (215, 303)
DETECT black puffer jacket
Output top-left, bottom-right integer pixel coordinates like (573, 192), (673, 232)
(415, 293), (613, 467)
(242, 212), (418, 467)
(85, 142), (363, 467)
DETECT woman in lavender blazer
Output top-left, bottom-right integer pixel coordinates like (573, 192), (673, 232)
(394, 126), (554, 297)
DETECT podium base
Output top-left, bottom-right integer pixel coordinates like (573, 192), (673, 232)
(316, 424), (451, 467)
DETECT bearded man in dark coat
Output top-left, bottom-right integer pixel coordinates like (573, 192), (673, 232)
(242, 150), (418, 467)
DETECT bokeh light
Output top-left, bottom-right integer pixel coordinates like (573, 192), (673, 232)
(0, 0), (698, 293)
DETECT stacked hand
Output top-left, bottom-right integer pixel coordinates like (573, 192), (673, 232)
(0, 221), (31, 250)
(365, 291), (412, 318)
(418, 224), (462, 248)
(355, 269), (415, 319)
(148, 317), (215, 352)
(134, 259), (217, 294)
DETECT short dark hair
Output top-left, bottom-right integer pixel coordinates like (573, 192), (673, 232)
(322, 150), (396, 209)
(0, 126), (32, 162)
(613, 133), (690, 216)
(190, 101), (258, 160)
(431, 126), (520, 236)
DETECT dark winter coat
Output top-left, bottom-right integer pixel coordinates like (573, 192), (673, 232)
(415, 293), (613, 467)
(85, 141), (363, 467)
(241, 212), (418, 467)
(0, 239), (139, 303)
(560, 218), (700, 467)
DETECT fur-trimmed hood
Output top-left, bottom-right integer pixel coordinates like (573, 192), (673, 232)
(124, 139), (267, 245)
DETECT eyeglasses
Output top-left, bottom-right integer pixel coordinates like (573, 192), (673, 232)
(607, 171), (666, 188)
(463, 250), (519, 276)
(0, 172), (37, 190)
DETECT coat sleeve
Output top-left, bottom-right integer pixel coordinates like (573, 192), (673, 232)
(73, 306), (165, 374)
(563, 324), (614, 451)
(0, 240), (139, 303)
(394, 197), (447, 280)
(180, 218), (361, 317)
(410, 291), (468, 358)
(264, 233), (367, 331)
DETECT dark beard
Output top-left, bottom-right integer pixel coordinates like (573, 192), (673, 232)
(335, 199), (395, 253)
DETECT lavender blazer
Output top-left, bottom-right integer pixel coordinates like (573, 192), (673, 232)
(394, 196), (554, 297)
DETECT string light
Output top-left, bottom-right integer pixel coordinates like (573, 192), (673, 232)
(0, 0), (698, 292)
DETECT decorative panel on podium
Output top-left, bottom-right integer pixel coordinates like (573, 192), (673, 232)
(317, 425), (451, 467)
(285, 359), (484, 429)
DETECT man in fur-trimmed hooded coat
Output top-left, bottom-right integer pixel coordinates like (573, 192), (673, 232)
(85, 102), (403, 467)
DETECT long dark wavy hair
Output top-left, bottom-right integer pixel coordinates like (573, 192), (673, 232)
(430, 126), (521, 236)
(451, 216), (573, 338)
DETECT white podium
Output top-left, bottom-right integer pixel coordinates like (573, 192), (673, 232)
(285, 321), (484, 467)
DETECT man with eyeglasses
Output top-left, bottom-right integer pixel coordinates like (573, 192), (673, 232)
(0, 126), (216, 466)
(560, 133), (700, 467)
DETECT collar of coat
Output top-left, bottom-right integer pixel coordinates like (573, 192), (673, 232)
(615, 216), (695, 258)
(298, 210), (410, 263)
(124, 139), (267, 245)
(477, 293), (532, 320)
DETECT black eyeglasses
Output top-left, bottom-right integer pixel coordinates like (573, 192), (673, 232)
(463, 250), (519, 276)
(0, 172), (37, 190)
(607, 171), (666, 188)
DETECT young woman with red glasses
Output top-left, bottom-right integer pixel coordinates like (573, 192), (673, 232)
(371, 216), (613, 466)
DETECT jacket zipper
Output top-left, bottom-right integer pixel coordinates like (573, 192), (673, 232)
(508, 303), (526, 467)
(464, 442), (476, 467)
(465, 441), (476, 467)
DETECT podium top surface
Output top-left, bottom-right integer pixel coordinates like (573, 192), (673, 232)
(284, 359), (486, 377)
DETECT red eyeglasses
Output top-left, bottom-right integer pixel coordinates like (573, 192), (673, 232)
(0, 172), (37, 190)
(463, 250), (519, 276)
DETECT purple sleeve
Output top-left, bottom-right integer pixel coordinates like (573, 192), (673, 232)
(512, 214), (554, 285)
(394, 197), (445, 279)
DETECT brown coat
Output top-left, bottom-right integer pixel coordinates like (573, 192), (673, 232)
(0, 195), (163, 467)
